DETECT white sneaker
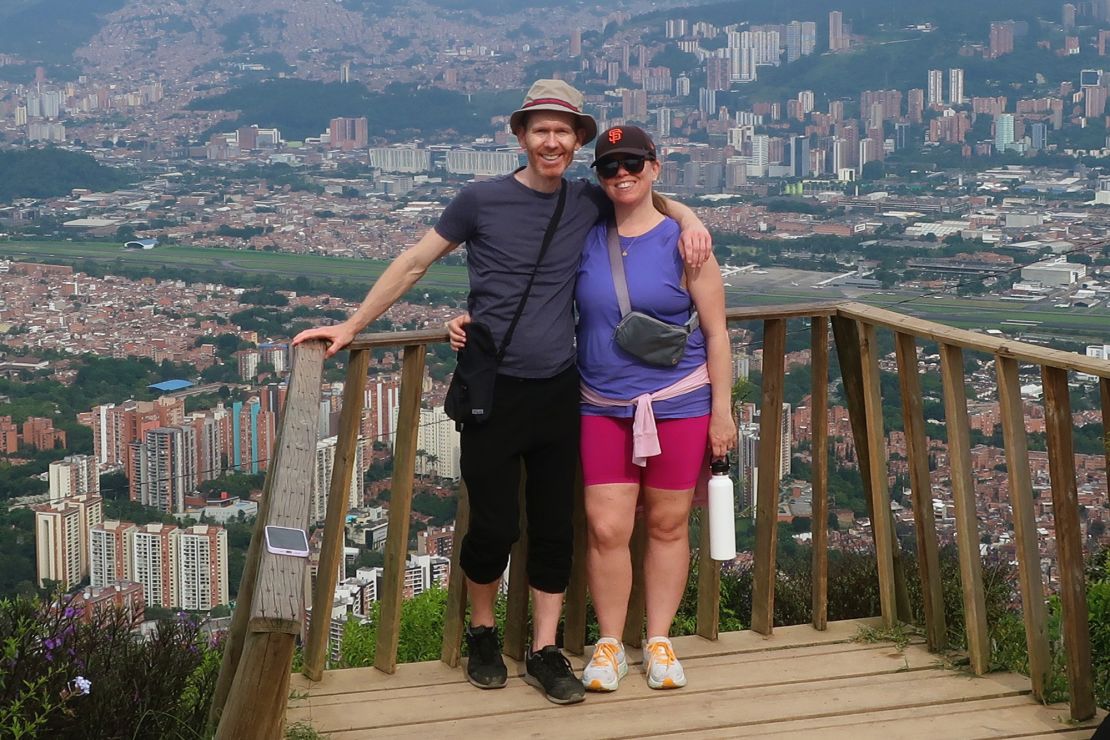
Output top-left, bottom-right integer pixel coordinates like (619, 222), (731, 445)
(581, 637), (627, 692)
(644, 636), (686, 689)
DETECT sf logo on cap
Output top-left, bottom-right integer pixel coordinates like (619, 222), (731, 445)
(608, 128), (623, 144)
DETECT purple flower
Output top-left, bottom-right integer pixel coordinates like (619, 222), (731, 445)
(70, 676), (91, 696)
(63, 607), (76, 618)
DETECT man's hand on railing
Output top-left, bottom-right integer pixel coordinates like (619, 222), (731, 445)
(446, 312), (471, 351)
(292, 321), (358, 359)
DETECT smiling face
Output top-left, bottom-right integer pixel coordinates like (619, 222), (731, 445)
(516, 111), (585, 185)
(596, 156), (660, 208)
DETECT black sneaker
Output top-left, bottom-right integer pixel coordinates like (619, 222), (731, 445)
(465, 625), (507, 689)
(524, 645), (585, 705)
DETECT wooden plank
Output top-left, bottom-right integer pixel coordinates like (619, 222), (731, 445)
(996, 356), (1051, 701)
(809, 316), (829, 631)
(725, 302), (840, 322)
(837, 302), (1110, 378)
(302, 663), (1033, 737)
(562, 470), (588, 655)
(858, 322), (897, 628)
(290, 619), (881, 699)
(210, 342), (324, 731)
(622, 517), (647, 648)
(751, 318), (786, 635)
(832, 318), (910, 625)
(730, 697), (1102, 739)
(299, 641), (941, 715)
(1101, 378), (1110, 502)
(216, 631), (296, 739)
(348, 327), (447, 351)
(1041, 366), (1096, 721)
(939, 342), (990, 675)
(303, 348), (371, 681)
(249, 342), (327, 633)
(502, 478), (530, 662)
(439, 482), (470, 667)
(895, 332), (946, 651)
(696, 508), (720, 640)
(373, 344), (427, 674)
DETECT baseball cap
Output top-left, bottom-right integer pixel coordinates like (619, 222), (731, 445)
(591, 125), (657, 166)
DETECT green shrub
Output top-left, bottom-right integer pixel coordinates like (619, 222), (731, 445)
(0, 594), (221, 738)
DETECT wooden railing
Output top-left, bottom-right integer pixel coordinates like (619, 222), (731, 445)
(207, 302), (1101, 737)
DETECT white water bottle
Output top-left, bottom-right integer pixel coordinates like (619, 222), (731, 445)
(707, 456), (737, 561)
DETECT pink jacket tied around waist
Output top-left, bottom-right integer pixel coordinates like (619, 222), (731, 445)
(580, 363), (710, 467)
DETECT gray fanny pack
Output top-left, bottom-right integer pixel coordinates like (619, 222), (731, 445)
(607, 221), (699, 367)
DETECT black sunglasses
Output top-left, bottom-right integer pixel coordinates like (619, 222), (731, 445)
(596, 156), (653, 179)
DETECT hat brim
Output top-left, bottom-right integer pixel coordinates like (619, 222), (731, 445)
(590, 146), (656, 167)
(510, 105), (598, 145)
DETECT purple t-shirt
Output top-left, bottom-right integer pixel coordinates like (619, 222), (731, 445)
(575, 217), (711, 419)
(435, 172), (609, 378)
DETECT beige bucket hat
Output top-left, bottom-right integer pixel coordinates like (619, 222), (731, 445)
(509, 79), (598, 144)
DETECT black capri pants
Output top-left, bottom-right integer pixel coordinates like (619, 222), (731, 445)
(458, 365), (579, 594)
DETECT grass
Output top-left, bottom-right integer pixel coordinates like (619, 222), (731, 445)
(852, 622), (925, 651)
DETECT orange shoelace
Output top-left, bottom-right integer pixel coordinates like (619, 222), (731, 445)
(647, 639), (676, 667)
(590, 641), (621, 669)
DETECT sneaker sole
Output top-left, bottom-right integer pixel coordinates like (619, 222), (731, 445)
(523, 672), (586, 704)
(583, 660), (629, 692)
(466, 673), (508, 689)
(646, 674), (686, 690)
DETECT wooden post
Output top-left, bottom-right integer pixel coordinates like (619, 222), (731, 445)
(208, 448), (278, 732)
(857, 322), (897, 628)
(1101, 378), (1110, 502)
(440, 483), (470, 667)
(562, 471), (589, 656)
(303, 349), (371, 681)
(810, 317), (829, 631)
(622, 518), (647, 648)
(696, 509), (720, 640)
(373, 345), (427, 674)
(751, 318), (785, 635)
(939, 343), (990, 675)
(895, 332), (946, 650)
(995, 356), (1050, 701)
(831, 317), (911, 627)
(1042, 366), (1096, 721)
(215, 342), (325, 738)
(503, 479), (530, 662)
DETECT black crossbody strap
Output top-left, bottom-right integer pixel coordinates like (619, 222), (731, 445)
(496, 179), (567, 362)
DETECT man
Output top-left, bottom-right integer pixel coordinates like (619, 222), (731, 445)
(293, 80), (710, 705)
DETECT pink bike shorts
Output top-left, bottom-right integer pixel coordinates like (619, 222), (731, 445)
(580, 414), (710, 491)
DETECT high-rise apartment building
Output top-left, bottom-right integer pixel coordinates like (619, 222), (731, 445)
(49, 454), (98, 501)
(948, 68), (965, 105)
(927, 70), (945, 106)
(569, 28), (582, 57)
(34, 494), (103, 590)
(129, 523), (176, 607)
(829, 11), (848, 52)
(136, 426), (197, 514)
(90, 520), (136, 587)
(312, 435), (365, 524)
(328, 117), (369, 151)
(994, 113), (1016, 152)
(172, 525), (229, 611)
(1063, 4), (1077, 31)
(990, 21), (1015, 59)
(622, 88), (648, 121)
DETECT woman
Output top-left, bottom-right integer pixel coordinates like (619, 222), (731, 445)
(449, 125), (734, 692)
(574, 125), (734, 692)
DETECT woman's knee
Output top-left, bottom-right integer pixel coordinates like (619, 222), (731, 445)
(587, 514), (634, 550)
(646, 510), (688, 543)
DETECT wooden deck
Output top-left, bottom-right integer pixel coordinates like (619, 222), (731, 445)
(286, 619), (1103, 738)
